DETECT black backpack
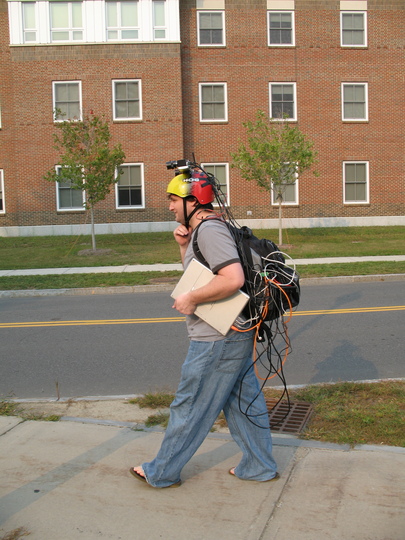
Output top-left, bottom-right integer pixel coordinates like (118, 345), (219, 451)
(192, 219), (300, 324)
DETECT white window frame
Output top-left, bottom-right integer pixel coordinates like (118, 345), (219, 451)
(197, 10), (225, 47)
(49, 1), (84, 43)
(199, 82), (228, 123)
(271, 168), (299, 206)
(9, 0), (181, 45)
(106, 0), (140, 41)
(341, 82), (368, 122)
(267, 10), (295, 47)
(112, 79), (142, 121)
(52, 80), (82, 122)
(0, 169), (5, 214)
(55, 166), (86, 211)
(152, 0), (167, 40)
(269, 82), (297, 121)
(343, 161), (369, 204)
(201, 162), (229, 205)
(115, 163), (145, 209)
(22, 1), (38, 43)
(340, 11), (367, 48)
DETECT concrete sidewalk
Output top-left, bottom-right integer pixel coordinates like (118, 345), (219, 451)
(0, 415), (404, 540)
(1, 254), (405, 277)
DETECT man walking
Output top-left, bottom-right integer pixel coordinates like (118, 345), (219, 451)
(129, 169), (278, 488)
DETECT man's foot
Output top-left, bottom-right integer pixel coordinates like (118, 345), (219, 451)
(129, 466), (148, 483)
(129, 466), (181, 488)
(229, 468), (280, 482)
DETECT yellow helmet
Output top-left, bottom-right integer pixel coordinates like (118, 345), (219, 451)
(166, 171), (215, 205)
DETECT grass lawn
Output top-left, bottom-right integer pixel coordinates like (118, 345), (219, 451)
(264, 381), (405, 447)
(1, 225), (404, 270)
(130, 381), (405, 447)
(2, 381), (403, 447)
(0, 226), (404, 290)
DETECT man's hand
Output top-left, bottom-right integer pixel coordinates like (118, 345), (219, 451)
(173, 225), (191, 247)
(172, 292), (197, 315)
(172, 262), (245, 316)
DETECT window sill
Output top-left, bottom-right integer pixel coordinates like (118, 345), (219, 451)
(343, 202), (370, 206)
(200, 121), (228, 125)
(56, 210), (86, 214)
(113, 119), (143, 124)
(116, 207), (146, 211)
(268, 44), (295, 48)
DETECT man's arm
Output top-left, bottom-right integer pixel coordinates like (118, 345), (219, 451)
(172, 262), (245, 315)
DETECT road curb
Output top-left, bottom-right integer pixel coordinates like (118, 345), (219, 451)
(1, 273), (404, 298)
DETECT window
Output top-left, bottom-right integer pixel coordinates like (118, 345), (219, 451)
(270, 83), (297, 120)
(271, 164), (298, 205)
(53, 81), (82, 121)
(201, 163), (229, 204)
(343, 161), (369, 204)
(0, 170), (4, 213)
(9, 0), (181, 45)
(342, 83), (368, 121)
(22, 2), (37, 43)
(113, 80), (142, 121)
(115, 164), (144, 208)
(197, 11), (225, 46)
(55, 166), (85, 211)
(268, 11), (294, 46)
(341, 11), (367, 47)
(50, 1), (83, 42)
(153, 1), (166, 39)
(106, 1), (139, 40)
(199, 83), (227, 122)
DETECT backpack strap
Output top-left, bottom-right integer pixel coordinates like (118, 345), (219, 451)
(192, 217), (226, 270)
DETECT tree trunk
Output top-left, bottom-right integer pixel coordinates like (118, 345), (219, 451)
(90, 206), (96, 251)
(278, 198), (283, 246)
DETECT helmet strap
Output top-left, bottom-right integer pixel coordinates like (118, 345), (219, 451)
(183, 199), (202, 229)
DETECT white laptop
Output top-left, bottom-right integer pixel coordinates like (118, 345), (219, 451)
(171, 258), (249, 335)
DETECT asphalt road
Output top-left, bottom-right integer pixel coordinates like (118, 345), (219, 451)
(0, 278), (403, 400)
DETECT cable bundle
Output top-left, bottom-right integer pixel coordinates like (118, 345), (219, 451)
(193, 162), (300, 427)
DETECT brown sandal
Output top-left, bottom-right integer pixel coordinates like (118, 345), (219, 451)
(129, 467), (181, 488)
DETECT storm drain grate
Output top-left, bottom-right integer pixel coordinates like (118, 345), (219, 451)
(266, 399), (313, 434)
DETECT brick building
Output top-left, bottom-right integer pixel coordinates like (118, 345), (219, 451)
(0, 0), (404, 236)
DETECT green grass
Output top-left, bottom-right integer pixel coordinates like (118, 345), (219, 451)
(296, 261), (405, 278)
(0, 262), (403, 291)
(0, 231), (180, 270)
(265, 381), (405, 447)
(0, 226), (403, 270)
(129, 392), (175, 409)
(0, 226), (403, 290)
(0, 399), (60, 422)
(0, 271), (182, 291)
(128, 382), (405, 447)
(2, 382), (403, 446)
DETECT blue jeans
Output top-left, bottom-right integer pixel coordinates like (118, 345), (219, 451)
(142, 330), (277, 487)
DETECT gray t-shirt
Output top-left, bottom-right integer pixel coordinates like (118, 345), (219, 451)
(183, 219), (241, 341)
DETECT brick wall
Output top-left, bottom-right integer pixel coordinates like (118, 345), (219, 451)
(0, 0), (404, 231)
(181, 0), (405, 221)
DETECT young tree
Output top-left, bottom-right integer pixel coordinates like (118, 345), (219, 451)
(231, 110), (317, 245)
(45, 113), (126, 251)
